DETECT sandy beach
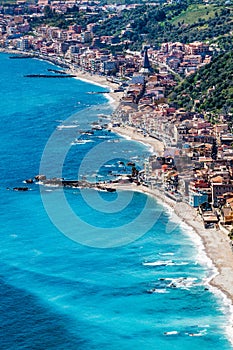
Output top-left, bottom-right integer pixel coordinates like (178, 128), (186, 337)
(71, 66), (233, 308)
(68, 69), (124, 109)
(112, 182), (233, 309)
(145, 186), (233, 305)
(112, 125), (165, 156)
(69, 71), (165, 156)
(0, 49), (124, 109)
(3, 48), (233, 310)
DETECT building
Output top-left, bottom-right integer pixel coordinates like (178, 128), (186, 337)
(101, 60), (117, 74)
(81, 31), (92, 43)
(139, 48), (153, 75)
(189, 191), (208, 207)
(17, 37), (29, 50)
(221, 207), (233, 225)
(211, 183), (233, 204)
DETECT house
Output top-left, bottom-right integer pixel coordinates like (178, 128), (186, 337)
(211, 182), (233, 204)
(221, 207), (233, 225)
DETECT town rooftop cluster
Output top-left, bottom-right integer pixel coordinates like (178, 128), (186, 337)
(1, 0), (233, 233)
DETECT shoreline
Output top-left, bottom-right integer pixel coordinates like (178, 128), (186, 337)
(109, 124), (233, 319)
(2, 49), (233, 339)
(70, 70), (123, 110)
(112, 182), (233, 337)
(0, 49), (124, 110)
(112, 125), (165, 156)
(76, 78), (233, 315)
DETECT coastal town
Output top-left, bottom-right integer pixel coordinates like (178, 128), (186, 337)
(111, 47), (233, 234)
(1, 1), (232, 235)
(0, 0), (215, 78)
(2, 1), (233, 348)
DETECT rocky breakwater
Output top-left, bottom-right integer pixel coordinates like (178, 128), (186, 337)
(24, 74), (76, 78)
(35, 175), (116, 192)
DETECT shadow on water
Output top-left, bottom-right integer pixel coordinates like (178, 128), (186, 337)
(0, 278), (90, 350)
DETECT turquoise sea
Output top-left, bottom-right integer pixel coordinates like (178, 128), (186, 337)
(0, 53), (233, 349)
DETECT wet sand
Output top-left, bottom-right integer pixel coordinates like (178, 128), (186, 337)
(112, 182), (233, 306)
(3, 48), (233, 308)
(72, 66), (233, 306)
(68, 69), (124, 109)
(112, 125), (164, 156)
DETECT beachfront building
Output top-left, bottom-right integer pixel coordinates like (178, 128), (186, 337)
(101, 60), (117, 75)
(17, 37), (30, 50)
(189, 191), (208, 208)
(144, 155), (162, 184)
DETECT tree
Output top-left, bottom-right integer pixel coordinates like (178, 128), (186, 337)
(44, 5), (53, 18)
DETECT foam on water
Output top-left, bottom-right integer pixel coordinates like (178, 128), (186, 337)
(0, 53), (232, 350)
(161, 202), (233, 345)
(137, 140), (154, 154)
(57, 125), (79, 130)
(74, 75), (110, 90)
(143, 260), (173, 266)
(159, 252), (175, 256)
(71, 139), (95, 145)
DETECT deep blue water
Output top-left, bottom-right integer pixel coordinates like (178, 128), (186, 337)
(0, 53), (232, 349)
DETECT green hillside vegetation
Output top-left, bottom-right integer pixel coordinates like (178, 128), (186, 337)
(162, 7), (233, 47)
(92, 1), (233, 51)
(31, 5), (103, 30)
(171, 4), (217, 25)
(169, 52), (233, 116)
(28, 1), (233, 53)
(94, 1), (188, 47)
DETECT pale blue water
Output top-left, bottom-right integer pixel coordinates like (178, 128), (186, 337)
(0, 53), (232, 349)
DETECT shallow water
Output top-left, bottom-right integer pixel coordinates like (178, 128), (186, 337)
(0, 53), (232, 349)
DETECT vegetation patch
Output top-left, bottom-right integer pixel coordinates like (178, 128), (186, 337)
(169, 51), (233, 118)
(171, 4), (217, 25)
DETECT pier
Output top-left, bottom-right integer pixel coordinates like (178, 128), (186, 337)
(24, 74), (76, 78)
(9, 55), (35, 59)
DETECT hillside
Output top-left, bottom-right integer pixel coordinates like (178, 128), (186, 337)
(92, 1), (233, 51)
(168, 51), (233, 117)
(27, 1), (233, 53)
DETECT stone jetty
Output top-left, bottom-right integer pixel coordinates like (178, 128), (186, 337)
(34, 176), (117, 192)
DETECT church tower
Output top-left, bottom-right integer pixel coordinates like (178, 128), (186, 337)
(139, 48), (153, 75)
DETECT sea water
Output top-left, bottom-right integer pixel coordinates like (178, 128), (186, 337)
(0, 53), (232, 349)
